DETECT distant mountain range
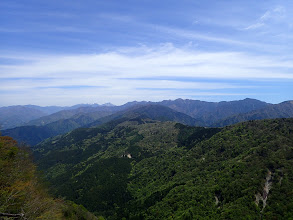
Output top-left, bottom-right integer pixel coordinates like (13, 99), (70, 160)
(2, 104), (200, 146)
(1, 111), (113, 146)
(213, 100), (293, 127)
(1, 98), (293, 146)
(25, 106), (119, 127)
(0, 106), (48, 130)
(0, 98), (269, 129)
(159, 98), (271, 125)
(0, 103), (116, 130)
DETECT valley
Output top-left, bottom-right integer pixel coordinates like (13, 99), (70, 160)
(1, 98), (293, 219)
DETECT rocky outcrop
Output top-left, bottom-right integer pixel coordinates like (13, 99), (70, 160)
(255, 170), (273, 212)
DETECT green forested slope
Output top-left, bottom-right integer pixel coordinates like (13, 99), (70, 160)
(34, 118), (293, 219)
(126, 118), (293, 219)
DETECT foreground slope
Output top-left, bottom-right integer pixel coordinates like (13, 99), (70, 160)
(0, 136), (98, 220)
(34, 117), (293, 219)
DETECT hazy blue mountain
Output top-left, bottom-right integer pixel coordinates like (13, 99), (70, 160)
(2, 111), (113, 146)
(26, 106), (119, 127)
(116, 98), (271, 126)
(101, 102), (116, 107)
(0, 103), (118, 130)
(0, 106), (48, 130)
(0, 98), (271, 130)
(159, 98), (271, 126)
(214, 100), (293, 127)
(23, 105), (69, 114)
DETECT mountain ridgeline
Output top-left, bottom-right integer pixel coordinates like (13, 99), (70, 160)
(213, 100), (293, 127)
(4, 98), (293, 147)
(159, 98), (271, 126)
(0, 103), (120, 130)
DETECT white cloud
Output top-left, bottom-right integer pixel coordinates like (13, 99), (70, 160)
(244, 22), (264, 30)
(260, 11), (272, 21)
(1, 44), (292, 79)
(0, 44), (292, 105)
(150, 25), (260, 47)
(0, 85), (254, 107)
(244, 6), (287, 31)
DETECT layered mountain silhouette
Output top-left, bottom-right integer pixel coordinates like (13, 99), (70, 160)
(160, 98), (271, 125)
(0, 103), (117, 130)
(2, 111), (113, 146)
(2, 105), (198, 145)
(2, 98), (293, 146)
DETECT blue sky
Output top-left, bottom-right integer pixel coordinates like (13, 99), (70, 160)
(1, 0), (293, 106)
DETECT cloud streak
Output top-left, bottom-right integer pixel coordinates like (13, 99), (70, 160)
(0, 44), (292, 105)
(1, 44), (293, 80)
(244, 6), (287, 30)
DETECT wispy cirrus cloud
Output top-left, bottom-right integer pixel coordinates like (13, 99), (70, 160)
(0, 44), (292, 105)
(244, 6), (286, 30)
(1, 44), (292, 80)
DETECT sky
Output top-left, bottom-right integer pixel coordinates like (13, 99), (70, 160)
(1, 0), (293, 106)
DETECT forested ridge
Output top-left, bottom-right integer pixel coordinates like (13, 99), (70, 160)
(33, 118), (293, 219)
